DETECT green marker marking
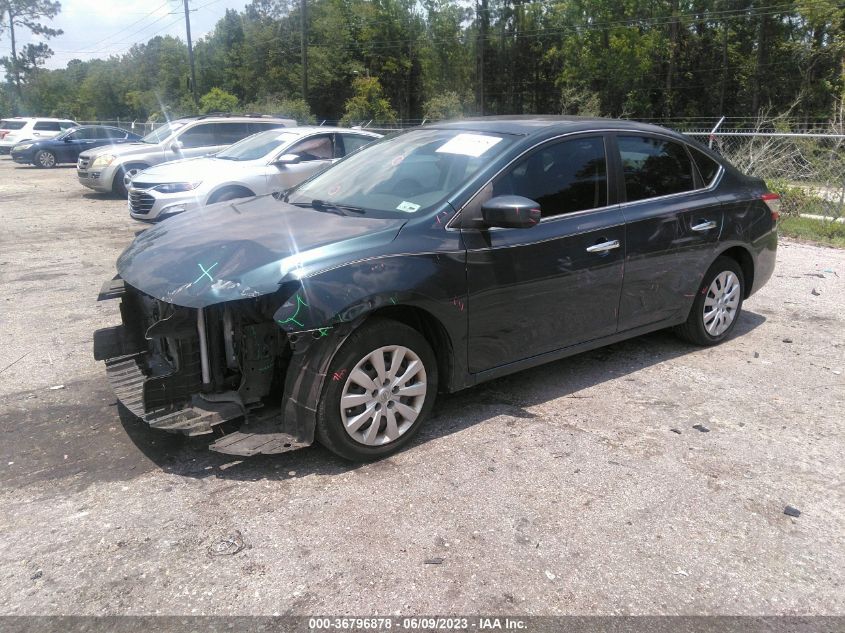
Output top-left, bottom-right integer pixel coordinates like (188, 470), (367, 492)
(194, 262), (218, 284)
(277, 294), (309, 328)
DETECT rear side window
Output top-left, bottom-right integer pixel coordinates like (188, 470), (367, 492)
(211, 122), (251, 145)
(493, 136), (608, 218)
(34, 121), (62, 131)
(690, 147), (721, 186)
(618, 135), (695, 202)
(1, 120), (26, 130)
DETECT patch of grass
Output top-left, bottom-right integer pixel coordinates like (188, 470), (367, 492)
(780, 216), (845, 248)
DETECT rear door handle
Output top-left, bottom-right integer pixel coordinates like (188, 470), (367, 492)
(691, 220), (717, 232)
(586, 239), (620, 253)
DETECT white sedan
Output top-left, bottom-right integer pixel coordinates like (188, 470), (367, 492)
(127, 126), (382, 221)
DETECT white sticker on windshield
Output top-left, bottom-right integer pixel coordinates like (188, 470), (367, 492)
(396, 201), (420, 213)
(436, 133), (503, 157)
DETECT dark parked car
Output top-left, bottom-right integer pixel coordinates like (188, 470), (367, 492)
(11, 125), (141, 168)
(94, 117), (778, 461)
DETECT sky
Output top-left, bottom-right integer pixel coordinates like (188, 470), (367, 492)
(9, 0), (250, 69)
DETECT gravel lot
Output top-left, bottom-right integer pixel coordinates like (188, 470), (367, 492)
(0, 157), (843, 616)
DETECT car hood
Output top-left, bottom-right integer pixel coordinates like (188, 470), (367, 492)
(134, 156), (251, 184)
(117, 194), (407, 308)
(13, 138), (52, 149)
(81, 142), (160, 159)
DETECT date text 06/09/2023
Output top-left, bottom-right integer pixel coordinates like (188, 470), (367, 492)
(307, 617), (529, 630)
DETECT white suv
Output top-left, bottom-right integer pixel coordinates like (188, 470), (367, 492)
(0, 117), (78, 154)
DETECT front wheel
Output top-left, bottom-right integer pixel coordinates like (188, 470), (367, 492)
(35, 150), (56, 168)
(675, 256), (745, 346)
(316, 318), (438, 461)
(113, 164), (146, 197)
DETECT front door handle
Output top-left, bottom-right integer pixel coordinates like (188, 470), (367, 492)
(691, 220), (717, 232)
(586, 239), (620, 253)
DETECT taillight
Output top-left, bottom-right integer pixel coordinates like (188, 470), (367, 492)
(762, 192), (781, 222)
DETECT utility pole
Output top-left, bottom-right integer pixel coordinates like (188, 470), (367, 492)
(301, 0), (308, 102)
(183, 0), (198, 106)
(476, 0), (487, 115)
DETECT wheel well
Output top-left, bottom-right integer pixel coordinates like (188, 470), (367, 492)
(368, 305), (454, 393)
(208, 185), (255, 204)
(719, 246), (754, 297)
(113, 162), (148, 184)
(122, 162), (149, 172)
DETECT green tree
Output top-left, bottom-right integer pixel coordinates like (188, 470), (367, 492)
(422, 90), (465, 120)
(199, 86), (239, 113)
(244, 94), (315, 122)
(0, 0), (62, 99)
(340, 75), (397, 124)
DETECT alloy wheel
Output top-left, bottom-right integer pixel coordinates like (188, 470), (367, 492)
(339, 345), (427, 446)
(123, 167), (142, 189)
(703, 270), (740, 337)
(38, 151), (56, 168)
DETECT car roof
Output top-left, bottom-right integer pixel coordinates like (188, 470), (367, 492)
(1, 117), (76, 122)
(275, 126), (382, 136)
(170, 115), (297, 124)
(429, 115), (685, 139)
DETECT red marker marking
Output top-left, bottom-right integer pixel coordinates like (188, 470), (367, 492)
(332, 369), (348, 381)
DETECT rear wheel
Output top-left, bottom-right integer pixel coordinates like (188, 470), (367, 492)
(316, 318), (438, 461)
(675, 256), (745, 346)
(35, 150), (56, 168)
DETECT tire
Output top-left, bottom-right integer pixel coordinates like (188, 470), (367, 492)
(35, 150), (56, 168)
(113, 163), (146, 197)
(316, 318), (438, 461)
(208, 187), (254, 205)
(675, 256), (745, 346)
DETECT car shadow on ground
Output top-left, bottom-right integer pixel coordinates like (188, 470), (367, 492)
(114, 310), (767, 483)
(12, 164), (77, 169)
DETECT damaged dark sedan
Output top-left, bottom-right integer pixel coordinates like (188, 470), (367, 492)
(94, 117), (778, 460)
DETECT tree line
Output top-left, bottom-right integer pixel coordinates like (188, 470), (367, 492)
(2, 0), (844, 125)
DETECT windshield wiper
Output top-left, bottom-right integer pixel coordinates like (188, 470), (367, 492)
(290, 199), (365, 216)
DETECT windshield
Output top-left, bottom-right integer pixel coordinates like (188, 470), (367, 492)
(141, 121), (184, 144)
(217, 129), (297, 161)
(287, 128), (514, 217)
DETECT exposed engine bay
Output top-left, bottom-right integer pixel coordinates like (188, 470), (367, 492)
(93, 277), (331, 456)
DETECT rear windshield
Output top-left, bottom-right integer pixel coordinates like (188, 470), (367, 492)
(1, 120), (26, 130)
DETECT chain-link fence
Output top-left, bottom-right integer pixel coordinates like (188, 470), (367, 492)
(76, 120), (161, 136)
(75, 116), (845, 220)
(685, 131), (845, 221)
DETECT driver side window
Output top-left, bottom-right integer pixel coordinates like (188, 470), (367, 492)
(177, 123), (217, 149)
(74, 128), (99, 140)
(492, 136), (608, 218)
(287, 134), (334, 162)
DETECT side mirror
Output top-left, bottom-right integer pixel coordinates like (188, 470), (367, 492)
(481, 195), (541, 229)
(273, 153), (301, 166)
(170, 140), (184, 152)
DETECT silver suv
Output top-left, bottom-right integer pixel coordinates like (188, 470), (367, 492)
(77, 114), (296, 196)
